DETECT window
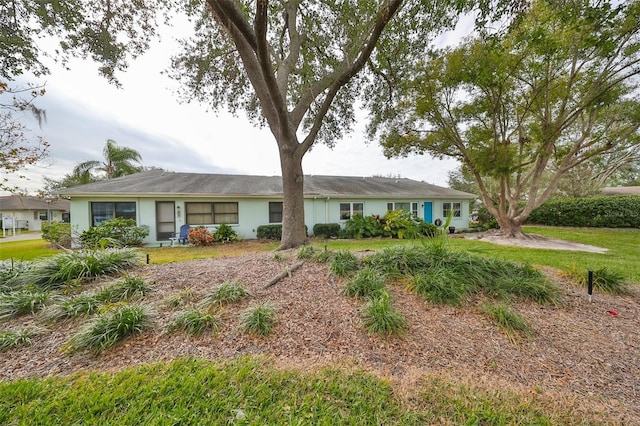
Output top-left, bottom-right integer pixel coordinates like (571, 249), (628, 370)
(442, 202), (461, 218)
(185, 202), (239, 225)
(269, 202), (283, 223)
(339, 202), (363, 220)
(156, 202), (175, 240)
(90, 202), (136, 226)
(37, 211), (48, 221)
(386, 202), (419, 216)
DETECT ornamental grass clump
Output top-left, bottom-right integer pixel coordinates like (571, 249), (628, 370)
(342, 267), (386, 299)
(96, 275), (152, 303)
(168, 309), (220, 337)
(0, 290), (49, 321)
(40, 293), (102, 323)
(563, 266), (630, 295)
(361, 291), (407, 336)
(364, 245), (435, 278)
(0, 328), (33, 352)
(0, 260), (33, 292)
(480, 303), (532, 340)
(8, 249), (141, 290)
(240, 303), (277, 337)
(329, 250), (359, 277)
(412, 267), (469, 306)
(199, 281), (250, 308)
(296, 245), (317, 260)
(67, 304), (153, 354)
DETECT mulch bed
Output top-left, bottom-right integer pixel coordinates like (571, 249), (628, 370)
(2, 251), (638, 423)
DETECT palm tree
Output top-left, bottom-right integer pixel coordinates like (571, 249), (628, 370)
(73, 139), (143, 180)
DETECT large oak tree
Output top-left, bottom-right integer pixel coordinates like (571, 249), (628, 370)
(3, 0), (507, 247)
(380, 0), (640, 237)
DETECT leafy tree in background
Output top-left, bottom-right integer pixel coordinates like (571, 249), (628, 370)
(2, 0), (512, 248)
(73, 139), (143, 180)
(380, 0), (640, 237)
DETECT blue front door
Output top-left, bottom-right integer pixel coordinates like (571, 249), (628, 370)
(423, 202), (433, 223)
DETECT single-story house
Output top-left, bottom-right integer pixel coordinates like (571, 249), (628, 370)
(58, 169), (476, 246)
(0, 195), (70, 231)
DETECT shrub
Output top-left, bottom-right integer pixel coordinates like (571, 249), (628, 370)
(329, 250), (359, 277)
(480, 303), (531, 339)
(527, 195), (640, 228)
(312, 223), (341, 239)
(257, 224), (282, 240)
(343, 267), (386, 299)
(240, 303), (277, 337)
(0, 290), (49, 321)
(67, 304), (153, 354)
(199, 282), (250, 308)
(342, 214), (382, 239)
(418, 222), (438, 237)
(41, 222), (72, 249)
(7, 248), (141, 290)
(380, 210), (420, 239)
(212, 223), (241, 242)
(80, 218), (149, 248)
(0, 329), (33, 352)
(361, 291), (407, 336)
(169, 309), (220, 336)
(188, 227), (214, 246)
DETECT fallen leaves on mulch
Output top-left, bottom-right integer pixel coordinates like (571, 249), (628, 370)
(1, 251), (638, 424)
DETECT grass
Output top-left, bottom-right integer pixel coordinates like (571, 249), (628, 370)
(0, 328), (33, 352)
(342, 267), (386, 298)
(0, 357), (597, 425)
(199, 281), (250, 308)
(329, 250), (360, 276)
(361, 291), (407, 336)
(168, 309), (220, 336)
(0, 239), (57, 261)
(96, 275), (153, 302)
(239, 303), (277, 336)
(0, 290), (49, 321)
(480, 303), (532, 341)
(66, 304), (153, 354)
(562, 265), (631, 295)
(142, 240), (279, 264)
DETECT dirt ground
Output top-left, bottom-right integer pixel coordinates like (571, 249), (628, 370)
(459, 229), (609, 253)
(1, 235), (638, 424)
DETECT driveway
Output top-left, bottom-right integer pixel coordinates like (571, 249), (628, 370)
(0, 231), (43, 243)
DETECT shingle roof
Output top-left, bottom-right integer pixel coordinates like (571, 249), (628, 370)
(0, 196), (70, 212)
(57, 170), (476, 199)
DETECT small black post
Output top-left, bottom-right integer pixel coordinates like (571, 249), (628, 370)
(146, 254), (150, 265)
(587, 270), (593, 302)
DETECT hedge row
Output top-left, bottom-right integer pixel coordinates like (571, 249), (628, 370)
(256, 224), (309, 240)
(527, 195), (640, 228)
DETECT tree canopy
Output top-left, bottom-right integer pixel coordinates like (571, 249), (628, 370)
(381, 0), (640, 236)
(73, 139), (143, 181)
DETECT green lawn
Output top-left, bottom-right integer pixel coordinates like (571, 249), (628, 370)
(0, 357), (588, 425)
(0, 240), (58, 261)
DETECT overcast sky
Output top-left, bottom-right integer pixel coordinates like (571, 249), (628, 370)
(3, 13), (473, 196)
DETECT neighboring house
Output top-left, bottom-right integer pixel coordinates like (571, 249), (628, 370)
(58, 169), (476, 246)
(600, 186), (640, 196)
(0, 195), (70, 231)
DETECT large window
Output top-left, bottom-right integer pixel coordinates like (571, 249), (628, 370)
(339, 202), (363, 220)
(387, 202), (418, 216)
(269, 202), (283, 223)
(91, 202), (136, 226)
(185, 202), (239, 225)
(442, 202), (461, 218)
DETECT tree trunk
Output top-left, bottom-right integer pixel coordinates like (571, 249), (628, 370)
(278, 147), (308, 250)
(495, 215), (527, 238)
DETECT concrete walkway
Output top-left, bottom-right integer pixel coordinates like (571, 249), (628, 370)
(0, 231), (43, 243)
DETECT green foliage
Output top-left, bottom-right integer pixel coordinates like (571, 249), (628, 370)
(480, 303), (531, 339)
(7, 249), (141, 290)
(41, 294), (102, 322)
(187, 227), (214, 246)
(312, 223), (341, 239)
(361, 291), (407, 336)
(212, 223), (241, 242)
(240, 303), (277, 337)
(80, 218), (149, 249)
(199, 282), (250, 308)
(67, 304), (153, 354)
(0, 290), (48, 321)
(41, 222), (72, 249)
(343, 214), (383, 238)
(96, 276), (153, 303)
(412, 267), (470, 306)
(343, 267), (386, 299)
(0, 328), (33, 352)
(527, 196), (640, 228)
(418, 222), (438, 237)
(563, 266), (631, 295)
(256, 224), (283, 240)
(364, 245), (435, 278)
(296, 245), (317, 260)
(164, 288), (194, 309)
(168, 309), (220, 337)
(0, 260), (33, 292)
(381, 210), (421, 239)
(329, 250), (360, 277)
